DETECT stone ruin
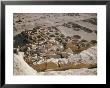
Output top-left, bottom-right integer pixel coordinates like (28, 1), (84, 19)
(14, 25), (97, 72)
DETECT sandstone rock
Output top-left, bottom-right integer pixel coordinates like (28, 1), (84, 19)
(65, 48), (73, 54)
(32, 59), (59, 72)
(14, 52), (37, 75)
(66, 41), (78, 52)
(33, 45), (97, 72)
(15, 45), (96, 73)
(68, 45), (97, 65)
(39, 68), (97, 75)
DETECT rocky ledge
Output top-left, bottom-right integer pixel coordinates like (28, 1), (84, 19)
(14, 27), (97, 72)
(14, 45), (97, 75)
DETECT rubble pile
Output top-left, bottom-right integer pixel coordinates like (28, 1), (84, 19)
(14, 25), (97, 72)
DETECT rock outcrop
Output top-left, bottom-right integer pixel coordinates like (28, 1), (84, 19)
(31, 45), (97, 72)
(14, 46), (96, 75)
(14, 52), (37, 75)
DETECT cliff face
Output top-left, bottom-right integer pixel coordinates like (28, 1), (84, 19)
(14, 45), (96, 75)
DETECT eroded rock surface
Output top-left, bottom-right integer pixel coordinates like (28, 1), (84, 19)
(13, 13), (97, 75)
(14, 52), (37, 75)
(14, 45), (97, 75)
(32, 45), (97, 72)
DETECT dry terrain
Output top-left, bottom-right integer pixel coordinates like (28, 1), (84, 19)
(13, 13), (97, 75)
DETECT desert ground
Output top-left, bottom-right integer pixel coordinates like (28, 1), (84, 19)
(13, 13), (97, 75)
